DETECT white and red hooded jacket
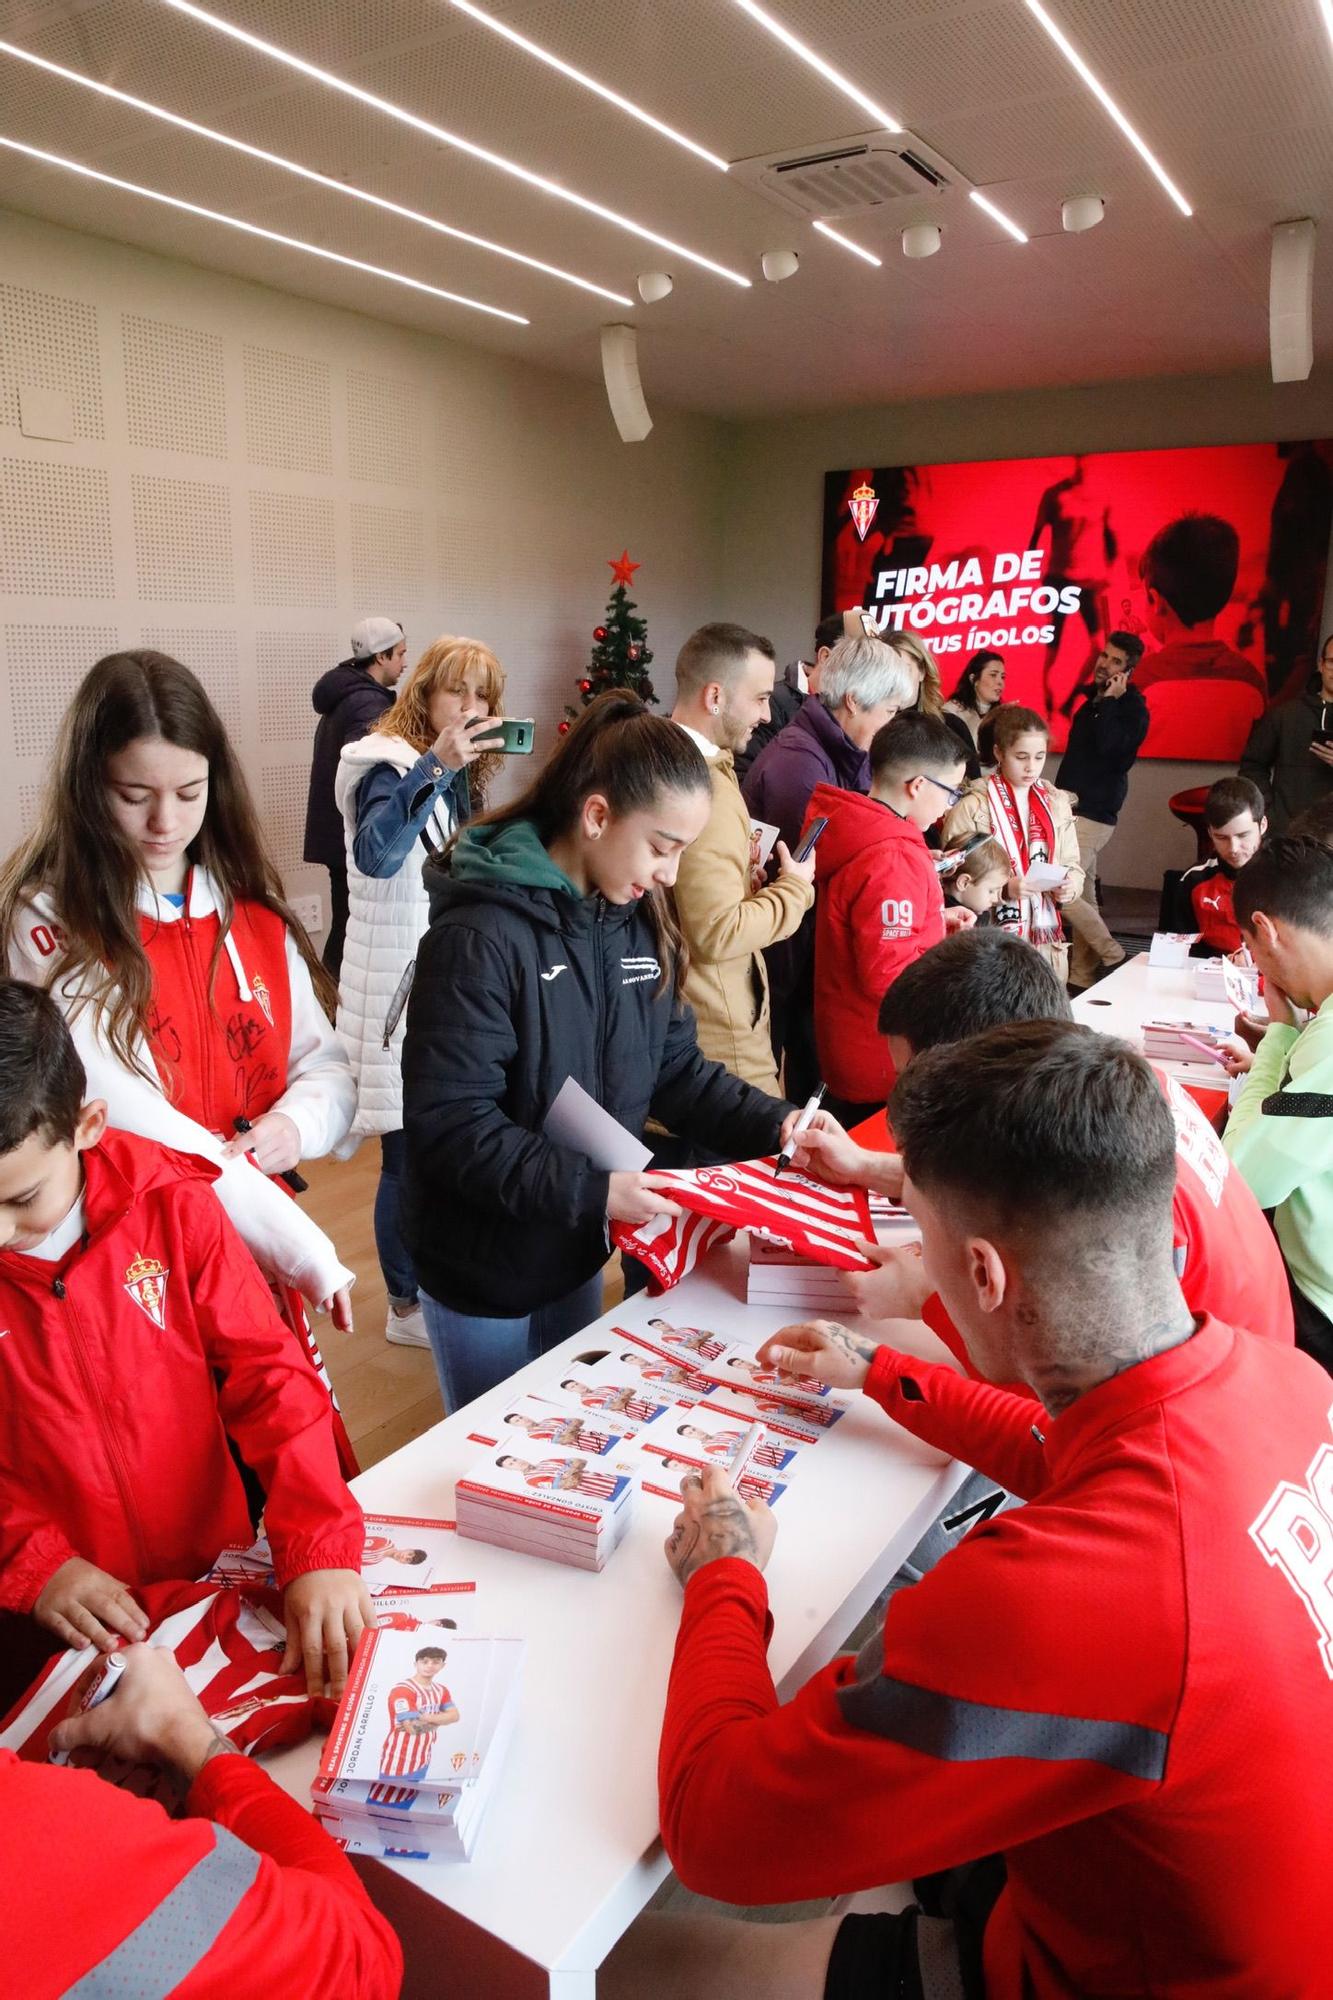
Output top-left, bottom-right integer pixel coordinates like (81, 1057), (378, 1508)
(0, 1130), (363, 1614)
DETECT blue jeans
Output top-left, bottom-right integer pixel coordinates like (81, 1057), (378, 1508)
(420, 1273), (605, 1413)
(375, 1130), (418, 1308)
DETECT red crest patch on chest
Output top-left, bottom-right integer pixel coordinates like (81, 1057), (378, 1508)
(124, 1252), (169, 1328)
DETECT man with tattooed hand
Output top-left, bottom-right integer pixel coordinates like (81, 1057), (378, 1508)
(600, 1025), (1333, 2000)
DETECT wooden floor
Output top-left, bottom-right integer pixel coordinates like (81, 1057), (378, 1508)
(303, 1145), (623, 1469)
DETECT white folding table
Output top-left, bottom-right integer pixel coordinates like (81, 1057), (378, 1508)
(265, 1239), (965, 1997)
(1071, 950), (1238, 1108)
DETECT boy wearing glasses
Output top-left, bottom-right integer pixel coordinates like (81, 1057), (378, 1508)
(804, 714), (969, 1123)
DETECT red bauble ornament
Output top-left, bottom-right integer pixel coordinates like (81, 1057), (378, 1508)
(593, 625), (607, 642)
(558, 720), (571, 736)
(627, 644), (641, 661)
(579, 677), (592, 693)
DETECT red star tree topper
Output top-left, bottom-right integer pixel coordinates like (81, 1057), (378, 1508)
(563, 552), (657, 728)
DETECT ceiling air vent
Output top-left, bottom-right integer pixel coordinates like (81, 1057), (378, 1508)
(732, 129), (958, 221)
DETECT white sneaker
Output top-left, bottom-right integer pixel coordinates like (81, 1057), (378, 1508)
(385, 1302), (430, 1349)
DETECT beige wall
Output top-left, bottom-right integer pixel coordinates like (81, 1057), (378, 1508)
(720, 373), (1333, 890)
(0, 209), (729, 926)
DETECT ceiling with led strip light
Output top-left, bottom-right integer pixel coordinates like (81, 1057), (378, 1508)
(1, 0), (1329, 417)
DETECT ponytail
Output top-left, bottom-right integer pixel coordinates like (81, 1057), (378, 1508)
(457, 689), (710, 993)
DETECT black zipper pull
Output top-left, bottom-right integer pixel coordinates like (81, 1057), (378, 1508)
(53, 1277), (66, 1300)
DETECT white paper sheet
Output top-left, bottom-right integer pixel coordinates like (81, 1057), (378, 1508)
(543, 1076), (652, 1171)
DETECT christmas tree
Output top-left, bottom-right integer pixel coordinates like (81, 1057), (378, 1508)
(563, 551), (657, 730)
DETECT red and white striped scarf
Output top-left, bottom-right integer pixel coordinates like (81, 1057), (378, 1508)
(612, 1159), (875, 1293)
(986, 775), (1060, 945)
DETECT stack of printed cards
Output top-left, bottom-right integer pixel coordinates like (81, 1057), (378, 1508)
(745, 1234), (859, 1310)
(1142, 1018), (1228, 1069)
(615, 1323), (848, 1421)
(1193, 957), (1260, 1010)
(455, 1440), (636, 1570)
(313, 1629), (523, 1862)
(208, 1513), (462, 1598)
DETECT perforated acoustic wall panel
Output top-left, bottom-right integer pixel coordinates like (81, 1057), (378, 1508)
(0, 211), (728, 924)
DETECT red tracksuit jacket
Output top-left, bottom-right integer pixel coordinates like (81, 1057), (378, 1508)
(659, 1319), (1333, 1995)
(807, 783), (944, 1103)
(0, 1750), (401, 1997)
(0, 1130), (362, 1613)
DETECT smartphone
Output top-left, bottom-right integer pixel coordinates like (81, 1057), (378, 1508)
(475, 717), (536, 755)
(794, 816), (828, 864)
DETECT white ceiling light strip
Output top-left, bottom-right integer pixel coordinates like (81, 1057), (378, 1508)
(0, 135), (529, 322)
(1021, 0), (1192, 216)
(1318, 0), (1333, 47)
(159, 0), (751, 286)
(968, 189), (1028, 244)
(812, 219), (882, 267)
(0, 41), (631, 306)
(448, 0), (729, 173)
(728, 0), (902, 131)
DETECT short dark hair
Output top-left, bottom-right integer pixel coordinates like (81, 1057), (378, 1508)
(814, 613), (844, 656)
(890, 1020), (1177, 1232)
(879, 931), (1069, 1049)
(675, 622), (773, 698)
(1289, 796), (1333, 848)
(415, 1645), (448, 1663)
(868, 712), (965, 786)
(1104, 629), (1145, 670)
(1141, 514), (1239, 626)
(1233, 836), (1333, 939)
(0, 980), (87, 1154)
(1204, 775), (1265, 830)
(990, 704), (1049, 754)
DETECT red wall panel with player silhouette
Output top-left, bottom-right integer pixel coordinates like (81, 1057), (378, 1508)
(822, 440), (1333, 760)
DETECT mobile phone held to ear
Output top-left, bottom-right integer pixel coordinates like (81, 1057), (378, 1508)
(794, 816), (828, 864)
(476, 717), (536, 755)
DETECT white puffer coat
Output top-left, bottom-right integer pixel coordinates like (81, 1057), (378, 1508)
(333, 733), (458, 1154)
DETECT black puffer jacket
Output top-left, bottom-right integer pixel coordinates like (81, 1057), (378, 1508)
(303, 661), (394, 867)
(401, 820), (792, 1316)
(1239, 688), (1333, 835)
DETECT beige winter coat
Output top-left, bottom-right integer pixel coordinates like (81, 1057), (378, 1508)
(675, 752), (814, 1093)
(941, 778), (1085, 979)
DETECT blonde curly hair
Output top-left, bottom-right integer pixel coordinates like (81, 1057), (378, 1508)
(374, 635), (507, 803)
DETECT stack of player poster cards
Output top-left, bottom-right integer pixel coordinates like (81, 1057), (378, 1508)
(313, 1628), (523, 1862)
(1142, 1018), (1228, 1069)
(455, 1438), (635, 1570)
(208, 1513), (463, 1597)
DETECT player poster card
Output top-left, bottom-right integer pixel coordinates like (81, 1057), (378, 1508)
(703, 1345), (845, 1414)
(372, 1586), (477, 1634)
(703, 1390), (839, 1444)
(638, 1439), (788, 1510)
(610, 1326), (717, 1396)
(359, 1515), (460, 1593)
(456, 1444), (633, 1528)
(542, 1357), (675, 1434)
(661, 1403), (805, 1479)
(466, 1393), (634, 1461)
(319, 1630), (497, 1795)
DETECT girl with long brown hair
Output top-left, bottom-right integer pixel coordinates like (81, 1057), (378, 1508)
(400, 690), (798, 1409)
(1, 650), (359, 1468)
(333, 634), (506, 1351)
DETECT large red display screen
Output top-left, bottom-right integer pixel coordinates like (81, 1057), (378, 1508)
(822, 441), (1333, 760)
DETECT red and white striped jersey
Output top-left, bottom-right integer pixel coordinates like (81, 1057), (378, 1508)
(378, 1678), (450, 1780)
(612, 1159), (875, 1293)
(524, 1459), (622, 1500)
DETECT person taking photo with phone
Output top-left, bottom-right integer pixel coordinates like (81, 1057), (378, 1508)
(1240, 631), (1333, 835)
(334, 635), (507, 1351)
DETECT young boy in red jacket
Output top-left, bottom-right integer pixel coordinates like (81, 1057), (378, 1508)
(806, 713), (969, 1122)
(0, 980), (369, 1699)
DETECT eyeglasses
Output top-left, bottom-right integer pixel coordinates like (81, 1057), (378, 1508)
(915, 773), (965, 809)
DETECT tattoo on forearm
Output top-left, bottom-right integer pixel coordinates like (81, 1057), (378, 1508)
(826, 1322), (878, 1367)
(197, 1732), (241, 1768)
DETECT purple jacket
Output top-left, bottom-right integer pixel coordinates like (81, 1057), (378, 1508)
(741, 696), (870, 849)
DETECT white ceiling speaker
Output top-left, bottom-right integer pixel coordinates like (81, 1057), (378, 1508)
(1270, 218), (1315, 383)
(901, 223), (941, 259)
(761, 248), (800, 282)
(1061, 195), (1104, 233)
(637, 270), (674, 303)
(600, 323), (653, 443)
